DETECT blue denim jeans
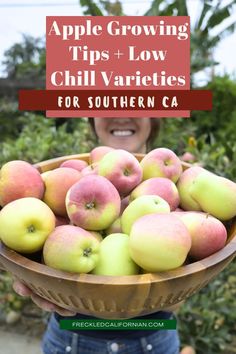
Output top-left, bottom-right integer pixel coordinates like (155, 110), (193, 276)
(41, 314), (180, 354)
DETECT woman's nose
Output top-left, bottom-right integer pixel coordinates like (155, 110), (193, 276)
(112, 118), (133, 124)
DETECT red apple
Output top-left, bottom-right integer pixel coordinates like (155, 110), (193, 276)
(130, 177), (180, 211)
(66, 175), (121, 230)
(90, 146), (114, 164)
(173, 211), (227, 260)
(60, 159), (88, 172)
(42, 167), (81, 217)
(0, 160), (44, 207)
(97, 149), (142, 196)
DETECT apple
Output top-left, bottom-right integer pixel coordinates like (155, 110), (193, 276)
(60, 159), (88, 172)
(129, 213), (191, 272)
(130, 177), (180, 211)
(173, 211), (227, 260)
(91, 233), (139, 276)
(42, 167), (81, 217)
(90, 146), (114, 164)
(176, 166), (204, 211)
(180, 152), (196, 163)
(120, 196), (130, 214)
(121, 195), (170, 235)
(43, 225), (100, 273)
(189, 170), (236, 220)
(66, 175), (121, 231)
(105, 217), (122, 235)
(89, 231), (104, 242)
(0, 160), (45, 207)
(0, 197), (55, 253)
(97, 149), (142, 196)
(80, 163), (98, 177)
(55, 215), (70, 227)
(140, 148), (182, 183)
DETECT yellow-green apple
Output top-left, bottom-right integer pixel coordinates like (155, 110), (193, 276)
(177, 166), (204, 211)
(97, 149), (142, 196)
(60, 159), (88, 171)
(105, 217), (122, 235)
(66, 175), (121, 230)
(129, 213), (191, 272)
(89, 231), (104, 242)
(0, 197), (55, 253)
(43, 225), (100, 273)
(130, 177), (180, 211)
(189, 170), (236, 221)
(121, 195), (170, 235)
(42, 167), (81, 217)
(140, 148), (182, 183)
(90, 146), (114, 164)
(0, 160), (45, 207)
(173, 211), (227, 260)
(91, 233), (139, 276)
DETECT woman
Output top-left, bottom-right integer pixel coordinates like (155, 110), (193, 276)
(13, 118), (195, 354)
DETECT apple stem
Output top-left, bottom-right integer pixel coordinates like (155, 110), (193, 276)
(85, 202), (95, 209)
(27, 225), (35, 233)
(124, 169), (130, 176)
(83, 248), (92, 257)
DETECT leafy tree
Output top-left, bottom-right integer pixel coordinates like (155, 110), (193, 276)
(80, 0), (123, 15)
(145, 0), (236, 75)
(2, 34), (45, 79)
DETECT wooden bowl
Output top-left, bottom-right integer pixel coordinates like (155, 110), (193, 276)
(0, 154), (236, 319)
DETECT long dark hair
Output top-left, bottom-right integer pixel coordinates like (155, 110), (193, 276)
(88, 118), (161, 152)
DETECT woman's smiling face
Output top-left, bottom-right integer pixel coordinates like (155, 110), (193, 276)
(93, 118), (151, 153)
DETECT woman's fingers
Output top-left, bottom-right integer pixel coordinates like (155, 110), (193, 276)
(30, 293), (77, 316)
(12, 279), (76, 316)
(12, 279), (33, 296)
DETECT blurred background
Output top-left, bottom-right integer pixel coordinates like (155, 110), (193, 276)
(0, 1), (236, 353)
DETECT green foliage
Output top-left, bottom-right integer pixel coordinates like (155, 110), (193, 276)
(2, 35), (45, 80)
(79, 0), (123, 16)
(145, 0), (236, 75)
(0, 114), (96, 166)
(0, 272), (27, 314)
(191, 76), (236, 140)
(151, 75), (236, 181)
(178, 260), (236, 353)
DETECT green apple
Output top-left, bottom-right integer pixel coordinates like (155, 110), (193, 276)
(129, 213), (191, 272)
(189, 170), (236, 220)
(0, 197), (55, 253)
(105, 217), (122, 235)
(92, 233), (139, 276)
(121, 195), (170, 235)
(176, 166), (204, 211)
(43, 225), (100, 273)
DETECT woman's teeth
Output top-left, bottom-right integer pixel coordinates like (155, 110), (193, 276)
(111, 130), (134, 136)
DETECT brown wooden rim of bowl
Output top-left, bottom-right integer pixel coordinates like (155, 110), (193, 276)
(1, 153), (234, 285)
(33, 153), (192, 173)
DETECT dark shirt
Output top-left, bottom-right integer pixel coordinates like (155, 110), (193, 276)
(54, 311), (173, 340)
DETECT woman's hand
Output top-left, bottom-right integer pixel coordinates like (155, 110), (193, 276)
(12, 279), (77, 317)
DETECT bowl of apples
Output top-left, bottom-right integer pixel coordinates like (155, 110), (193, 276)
(0, 148), (236, 319)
